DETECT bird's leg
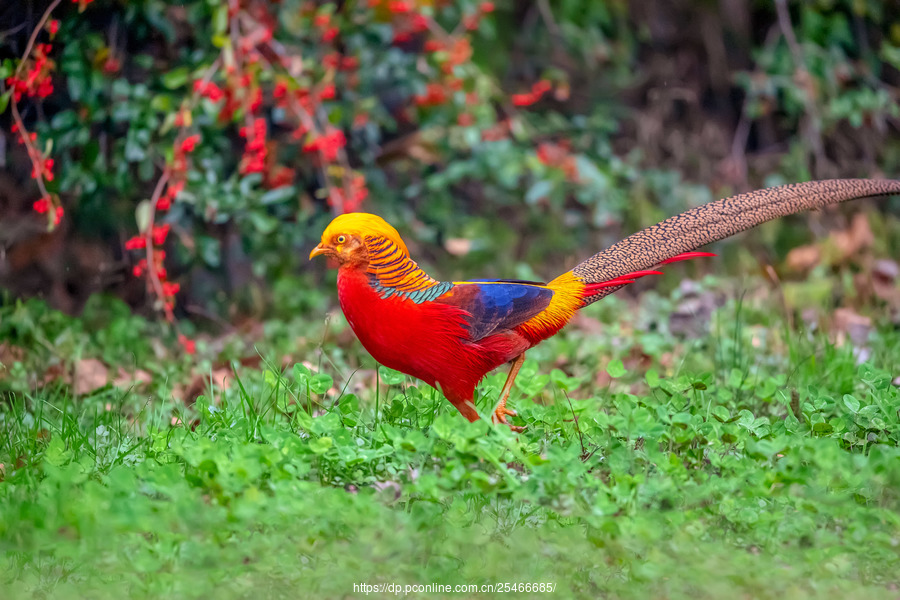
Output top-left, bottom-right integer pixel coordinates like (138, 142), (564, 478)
(492, 353), (525, 431)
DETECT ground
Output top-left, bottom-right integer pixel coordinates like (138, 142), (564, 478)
(1, 272), (900, 599)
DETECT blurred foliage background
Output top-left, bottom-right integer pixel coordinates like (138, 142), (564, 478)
(3, 4), (900, 595)
(1, 0), (899, 324)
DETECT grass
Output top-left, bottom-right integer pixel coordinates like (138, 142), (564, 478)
(1, 277), (900, 599)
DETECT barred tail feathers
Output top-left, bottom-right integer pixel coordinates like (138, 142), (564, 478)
(562, 179), (900, 306)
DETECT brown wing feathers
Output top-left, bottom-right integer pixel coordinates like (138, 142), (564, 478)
(572, 178), (900, 306)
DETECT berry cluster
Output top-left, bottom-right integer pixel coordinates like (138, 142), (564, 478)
(7, 6), (65, 230)
(9, 0), (570, 339)
(536, 141), (579, 181)
(6, 42), (54, 102)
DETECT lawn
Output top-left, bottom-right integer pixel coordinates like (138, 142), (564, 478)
(2, 275), (900, 599)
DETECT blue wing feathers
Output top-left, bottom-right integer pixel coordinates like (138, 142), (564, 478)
(369, 271), (555, 341)
(441, 281), (553, 341)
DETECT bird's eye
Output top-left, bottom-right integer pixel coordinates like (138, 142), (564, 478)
(337, 235), (346, 244)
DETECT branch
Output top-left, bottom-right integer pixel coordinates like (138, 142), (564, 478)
(13, 0), (62, 79)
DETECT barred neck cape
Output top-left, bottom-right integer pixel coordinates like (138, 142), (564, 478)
(312, 179), (900, 426)
(365, 236), (452, 303)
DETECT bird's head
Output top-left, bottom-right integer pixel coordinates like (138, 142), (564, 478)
(309, 212), (409, 267)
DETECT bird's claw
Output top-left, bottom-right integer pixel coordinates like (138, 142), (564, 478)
(492, 406), (524, 432)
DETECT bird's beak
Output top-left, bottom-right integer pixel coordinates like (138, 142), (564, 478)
(309, 243), (328, 260)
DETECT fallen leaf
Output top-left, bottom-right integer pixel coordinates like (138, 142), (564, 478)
(800, 308), (820, 332)
(0, 343), (26, 364)
(0, 343), (26, 380)
(785, 244), (821, 272)
(41, 363), (66, 386)
(74, 358), (109, 394)
(832, 307), (873, 364)
(872, 259), (900, 304)
(210, 368), (231, 390)
(831, 213), (873, 260)
(832, 307), (872, 347)
(593, 369), (612, 389)
(444, 238), (472, 256)
(874, 259), (899, 281)
(176, 367), (232, 404)
(658, 351), (676, 370)
(112, 368), (152, 389)
(372, 480), (402, 502)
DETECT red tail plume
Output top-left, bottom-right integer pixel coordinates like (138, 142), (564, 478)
(658, 251), (718, 265)
(582, 251), (716, 299)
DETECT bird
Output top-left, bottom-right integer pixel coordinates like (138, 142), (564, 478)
(310, 179), (900, 430)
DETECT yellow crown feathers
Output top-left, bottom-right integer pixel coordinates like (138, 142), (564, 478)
(320, 212), (409, 255)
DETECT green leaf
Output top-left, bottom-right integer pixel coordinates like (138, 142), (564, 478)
(198, 236), (221, 267)
(550, 369), (580, 392)
(150, 94), (174, 113)
(308, 436), (333, 454)
(857, 405), (879, 419)
(135, 200), (152, 232)
(712, 406), (730, 422)
(842, 394), (860, 414)
(339, 393), (359, 414)
(430, 412), (456, 440)
(525, 180), (553, 204)
(248, 211), (278, 234)
(727, 368), (743, 388)
(239, 173), (263, 195)
(606, 359), (626, 378)
(516, 371), (550, 396)
(0, 90), (11, 115)
(311, 411), (342, 434)
(858, 363), (892, 390)
(783, 413), (800, 432)
(264, 369), (282, 390)
(671, 412), (693, 428)
(309, 373), (333, 395)
(294, 410), (313, 430)
(259, 185), (296, 205)
(812, 422), (834, 435)
(213, 4), (229, 35)
(44, 436), (71, 467)
(745, 439), (777, 460)
(378, 366), (406, 386)
(161, 67), (190, 89)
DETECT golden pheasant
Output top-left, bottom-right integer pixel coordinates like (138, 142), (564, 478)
(310, 179), (900, 429)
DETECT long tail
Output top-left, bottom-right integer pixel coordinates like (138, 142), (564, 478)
(564, 178), (900, 306)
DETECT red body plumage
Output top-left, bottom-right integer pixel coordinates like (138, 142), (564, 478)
(337, 267), (532, 420)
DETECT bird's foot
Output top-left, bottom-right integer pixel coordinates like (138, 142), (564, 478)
(492, 405), (524, 432)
